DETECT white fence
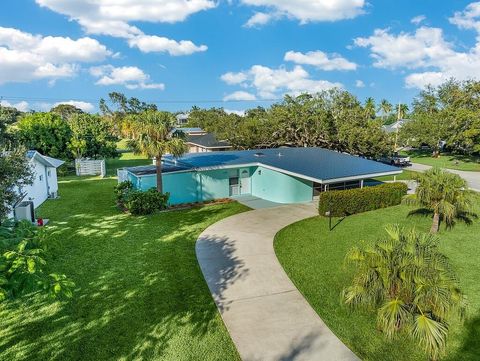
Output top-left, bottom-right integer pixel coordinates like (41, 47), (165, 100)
(75, 159), (106, 177)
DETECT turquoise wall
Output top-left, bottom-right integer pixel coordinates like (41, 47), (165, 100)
(131, 169), (233, 205)
(129, 165), (313, 205)
(251, 166), (313, 203)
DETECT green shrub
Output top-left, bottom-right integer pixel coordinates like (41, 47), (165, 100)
(125, 188), (169, 216)
(114, 181), (134, 209)
(318, 182), (408, 217)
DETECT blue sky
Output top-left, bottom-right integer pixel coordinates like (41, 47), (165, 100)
(0, 0), (479, 114)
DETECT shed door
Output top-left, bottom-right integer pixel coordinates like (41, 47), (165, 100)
(239, 168), (251, 194)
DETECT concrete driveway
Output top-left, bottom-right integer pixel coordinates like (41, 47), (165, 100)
(196, 203), (359, 361)
(408, 163), (480, 191)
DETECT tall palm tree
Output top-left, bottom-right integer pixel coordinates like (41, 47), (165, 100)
(406, 168), (474, 233)
(378, 99), (393, 122)
(343, 225), (465, 361)
(364, 97), (376, 119)
(128, 110), (186, 193)
(398, 103), (409, 119)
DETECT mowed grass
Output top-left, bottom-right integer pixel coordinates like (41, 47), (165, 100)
(0, 177), (249, 361)
(372, 169), (418, 182)
(402, 150), (480, 172)
(275, 197), (480, 361)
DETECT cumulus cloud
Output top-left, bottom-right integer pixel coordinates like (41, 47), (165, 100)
(0, 100), (30, 112)
(90, 65), (165, 90)
(223, 91), (257, 101)
(224, 109), (246, 116)
(35, 0), (212, 56)
(284, 50), (357, 71)
(0, 26), (110, 84)
(242, 0), (366, 27)
(221, 65), (341, 99)
(53, 100), (95, 112)
(355, 8), (480, 89)
(128, 35), (207, 56)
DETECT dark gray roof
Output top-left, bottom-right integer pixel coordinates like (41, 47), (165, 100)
(127, 147), (401, 183)
(187, 133), (231, 149)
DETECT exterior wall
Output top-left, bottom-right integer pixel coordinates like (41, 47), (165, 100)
(130, 165), (313, 205)
(251, 166), (313, 203)
(23, 160), (49, 208)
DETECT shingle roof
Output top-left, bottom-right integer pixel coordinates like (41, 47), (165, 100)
(187, 133), (232, 149)
(127, 147), (401, 183)
(27, 150), (65, 168)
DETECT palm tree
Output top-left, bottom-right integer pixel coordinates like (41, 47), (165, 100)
(128, 110), (186, 193)
(364, 97), (376, 119)
(343, 225), (465, 361)
(378, 99), (392, 122)
(397, 103), (409, 119)
(406, 168), (474, 233)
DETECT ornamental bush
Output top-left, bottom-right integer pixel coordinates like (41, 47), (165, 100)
(318, 182), (408, 217)
(114, 181), (134, 210)
(125, 188), (169, 216)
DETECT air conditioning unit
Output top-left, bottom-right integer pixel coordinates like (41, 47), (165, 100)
(14, 201), (35, 222)
(49, 191), (58, 199)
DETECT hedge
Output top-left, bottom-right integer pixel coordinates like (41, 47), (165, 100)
(318, 182), (408, 217)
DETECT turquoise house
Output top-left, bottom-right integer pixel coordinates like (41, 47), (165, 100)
(122, 147), (401, 205)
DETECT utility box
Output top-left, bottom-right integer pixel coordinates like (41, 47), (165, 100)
(14, 201), (35, 222)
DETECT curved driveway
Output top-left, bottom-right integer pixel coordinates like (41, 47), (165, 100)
(196, 202), (359, 361)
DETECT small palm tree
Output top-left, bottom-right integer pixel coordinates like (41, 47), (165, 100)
(378, 99), (393, 122)
(364, 97), (376, 119)
(343, 225), (466, 361)
(128, 110), (186, 193)
(406, 168), (474, 233)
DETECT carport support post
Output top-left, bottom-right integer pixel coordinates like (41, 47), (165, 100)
(360, 179), (364, 189)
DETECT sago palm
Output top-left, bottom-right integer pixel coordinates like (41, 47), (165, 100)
(127, 110), (186, 193)
(343, 225), (466, 361)
(406, 168), (474, 233)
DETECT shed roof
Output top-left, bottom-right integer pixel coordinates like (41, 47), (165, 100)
(27, 150), (65, 168)
(127, 147), (400, 184)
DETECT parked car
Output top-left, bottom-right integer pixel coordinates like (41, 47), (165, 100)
(378, 152), (411, 167)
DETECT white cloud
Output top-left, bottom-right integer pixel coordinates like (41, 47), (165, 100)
(0, 26), (110, 84)
(449, 2), (480, 32)
(355, 8), (480, 89)
(90, 65), (165, 90)
(224, 109), (246, 116)
(0, 100), (30, 112)
(242, 0), (366, 26)
(411, 15), (426, 25)
(53, 100), (95, 112)
(284, 50), (357, 71)
(221, 65), (341, 99)
(128, 35), (207, 56)
(35, 0), (212, 57)
(355, 80), (365, 88)
(221, 72), (249, 85)
(223, 91), (257, 101)
(244, 12), (276, 27)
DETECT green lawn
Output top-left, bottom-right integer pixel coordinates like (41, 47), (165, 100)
(402, 150), (480, 172)
(0, 177), (249, 360)
(105, 151), (151, 176)
(275, 198), (480, 361)
(371, 169), (418, 182)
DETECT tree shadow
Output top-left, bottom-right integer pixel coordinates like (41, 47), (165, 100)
(444, 311), (480, 361)
(0, 180), (246, 360)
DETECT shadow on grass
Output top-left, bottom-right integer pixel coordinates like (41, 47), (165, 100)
(445, 311), (480, 361)
(0, 178), (245, 360)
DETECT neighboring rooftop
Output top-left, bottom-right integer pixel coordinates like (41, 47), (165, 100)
(187, 133), (232, 149)
(27, 150), (65, 168)
(383, 119), (410, 133)
(126, 147), (400, 183)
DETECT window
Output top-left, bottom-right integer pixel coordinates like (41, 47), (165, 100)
(39, 175), (43, 181)
(47, 170), (51, 177)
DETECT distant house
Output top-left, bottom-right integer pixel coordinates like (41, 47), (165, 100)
(176, 113), (189, 126)
(122, 147), (401, 206)
(383, 119), (410, 133)
(187, 133), (232, 153)
(9, 151), (64, 221)
(176, 127), (232, 153)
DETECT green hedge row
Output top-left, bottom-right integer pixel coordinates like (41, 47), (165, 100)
(318, 182), (408, 217)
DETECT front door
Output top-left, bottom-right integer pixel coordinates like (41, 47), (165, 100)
(239, 168), (251, 194)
